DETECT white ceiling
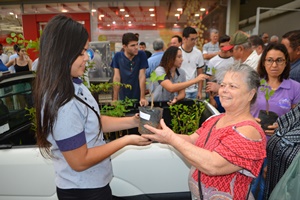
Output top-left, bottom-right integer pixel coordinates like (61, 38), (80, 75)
(0, 0), (219, 33)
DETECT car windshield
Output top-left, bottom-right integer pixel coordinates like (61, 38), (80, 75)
(0, 77), (34, 146)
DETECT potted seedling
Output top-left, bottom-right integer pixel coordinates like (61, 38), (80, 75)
(258, 79), (278, 130)
(138, 71), (165, 134)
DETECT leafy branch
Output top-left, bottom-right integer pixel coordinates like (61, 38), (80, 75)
(89, 82), (132, 94)
(260, 79), (275, 114)
(6, 32), (40, 52)
(148, 71), (166, 109)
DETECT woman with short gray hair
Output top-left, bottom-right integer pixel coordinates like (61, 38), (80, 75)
(143, 63), (266, 199)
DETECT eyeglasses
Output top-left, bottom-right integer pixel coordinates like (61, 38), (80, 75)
(85, 48), (94, 61)
(264, 58), (286, 66)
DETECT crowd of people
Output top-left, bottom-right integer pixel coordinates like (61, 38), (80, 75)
(111, 27), (300, 199)
(1, 13), (300, 200)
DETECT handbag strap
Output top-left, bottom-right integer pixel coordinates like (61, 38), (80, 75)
(198, 118), (220, 200)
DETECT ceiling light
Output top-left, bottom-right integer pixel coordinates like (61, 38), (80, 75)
(177, 8), (182, 12)
(149, 8), (155, 12)
(99, 14), (105, 20)
(128, 21), (131, 24)
(125, 14), (129, 17)
(174, 24), (177, 26)
(120, 8), (125, 12)
(61, 9), (68, 13)
(195, 14), (200, 17)
(175, 14), (180, 17)
(128, 24), (132, 26)
(91, 9), (96, 12)
(152, 24), (156, 26)
(150, 14), (155, 17)
(107, 24), (111, 27)
(200, 8), (206, 11)
(9, 12), (14, 15)
(112, 21), (116, 24)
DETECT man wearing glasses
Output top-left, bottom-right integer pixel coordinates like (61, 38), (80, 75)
(179, 26), (205, 99)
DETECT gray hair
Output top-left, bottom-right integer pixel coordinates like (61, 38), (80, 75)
(153, 38), (164, 51)
(216, 62), (260, 105)
(210, 28), (219, 34)
(234, 40), (252, 50)
(270, 35), (279, 42)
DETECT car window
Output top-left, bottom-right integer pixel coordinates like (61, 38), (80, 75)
(0, 77), (35, 146)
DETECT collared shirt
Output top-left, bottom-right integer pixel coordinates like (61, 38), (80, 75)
(111, 50), (148, 100)
(243, 50), (261, 70)
(47, 78), (112, 189)
(146, 51), (164, 78)
(203, 42), (220, 65)
(290, 58), (300, 83)
(151, 66), (186, 101)
(251, 78), (300, 118)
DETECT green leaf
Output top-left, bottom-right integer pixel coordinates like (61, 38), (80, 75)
(6, 37), (12, 44)
(18, 34), (24, 39)
(149, 71), (166, 83)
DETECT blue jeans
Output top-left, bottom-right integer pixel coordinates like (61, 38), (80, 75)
(185, 91), (198, 99)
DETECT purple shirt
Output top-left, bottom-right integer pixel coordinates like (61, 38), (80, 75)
(251, 79), (300, 118)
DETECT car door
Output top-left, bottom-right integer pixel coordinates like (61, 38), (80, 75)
(0, 72), (57, 200)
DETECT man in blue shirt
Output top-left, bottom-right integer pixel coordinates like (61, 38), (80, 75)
(146, 38), (165, 78)
(111, 33), (149, 106)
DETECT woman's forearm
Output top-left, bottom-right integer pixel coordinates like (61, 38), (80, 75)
(101, 115), (138, 133)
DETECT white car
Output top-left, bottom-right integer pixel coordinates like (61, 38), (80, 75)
(0, 72), (219, 200)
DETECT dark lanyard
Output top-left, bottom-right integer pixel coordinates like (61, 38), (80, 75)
(74, 95), (102, 133)
(197, 118), (219, 200)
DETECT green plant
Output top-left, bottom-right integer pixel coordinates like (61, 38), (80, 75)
(100, 97), (136, 140)
(88, 82), (132, 103)
(260, 79), (275, 114)
(100, 97), (135, 117)
(169, 101), (205, 135)
(25, 107), (36, 132)
(6, 32), (40, 52)
(82, 61), (95, 87)
(89, 82), (132, 94)
(148, 71), (166, 109)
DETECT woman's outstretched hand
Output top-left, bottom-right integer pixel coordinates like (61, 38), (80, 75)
(196, 74), (210, 82)
(142, 119), (174, 144)
(123, 134), (152, 146)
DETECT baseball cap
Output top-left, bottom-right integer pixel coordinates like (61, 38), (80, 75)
(230, 31), (249, 45)
(221, 45), (234, 51)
